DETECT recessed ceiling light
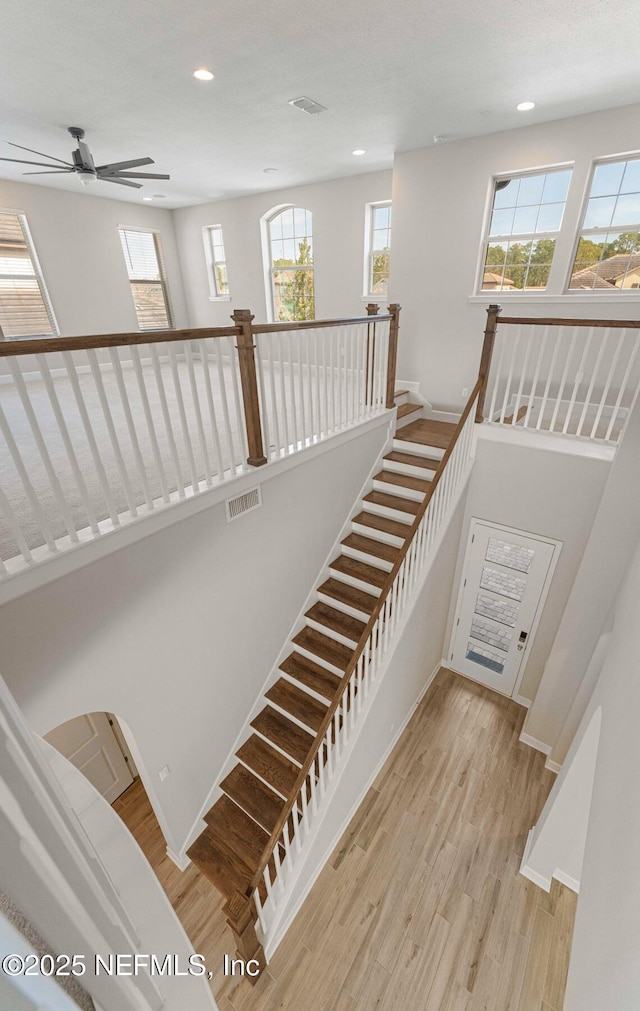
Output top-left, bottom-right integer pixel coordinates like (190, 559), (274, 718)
(142, 196), (153, 201)
(263, 167), (278, 174)
(352, 149), (366, 156)
(516, 101), (535, 112)
(194, 68), (214, 81)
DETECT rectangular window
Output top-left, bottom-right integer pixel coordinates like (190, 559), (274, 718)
(479, 168), (572, 292)
(0, 210), (58, 338)
(119, 227), (173, 330)
(569, 156), (640, 291)
(366, 202), (391, 296)
(204, 225), (230, 298)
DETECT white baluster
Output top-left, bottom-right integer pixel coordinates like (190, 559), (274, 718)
(148, 344), (186, 498)
(605, 330), (640, 442)
(549, 327), (579, 433)
(197, 339), (225, 482)
(183, 342), (213, 487)
(511, 326), (533, 425)
(214, 338), (239, 474)
(590, 328), (626, 440)
(499, 325), (522, 423)
(225, 336), (250, 468)
(255, 333), (272, 461)
(107, 348), (154, 510)
(86, 350), (138, 518)
(287, 331), (300, 451)
(575, 328), (610, 438)
(0, 483), (33, 565)
(487, 329), (506, 423)
(265, 333), (281, 458)
(130, 346), (170, 503)
(276, 332), (291, 455)
(561, 327), (594, 435)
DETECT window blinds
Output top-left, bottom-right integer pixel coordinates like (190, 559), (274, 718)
(0, 211), (58, 338)
(119, 228), (173, 330)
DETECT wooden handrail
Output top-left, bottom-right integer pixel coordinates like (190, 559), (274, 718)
(249, 378), (482, 891)
(0, 326), (242, 357)
(251, 312), (392, 335)
(496, 315), (640, 329)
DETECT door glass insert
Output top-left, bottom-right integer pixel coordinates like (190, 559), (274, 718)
(474, 592), (519, 627)
(480, 566), (526, 601)
(485, 537), (535, 573)
(470, 617), (513, 652)
(465, 642), (505, 674)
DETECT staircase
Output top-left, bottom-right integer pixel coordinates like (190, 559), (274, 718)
(186, 391), (457, 964)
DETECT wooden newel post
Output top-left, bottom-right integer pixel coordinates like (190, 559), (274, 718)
(223, 891), (266, 983)
(386, 303), (401, 409)
(232, 309), (268, 466)
(365, 303), (380, 407)
(475, 303), (501, 423)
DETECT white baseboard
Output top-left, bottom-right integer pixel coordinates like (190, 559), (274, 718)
(519, 731), (552, 756)
(166, 846), (191, 872)
(427, 409), (462, 424)
(554, 869), (580, 893)
(519, 829), (579, 894)
(265, 659), (443, 959)
(514, 694), (532, 708)
(545, 756), (562, 774)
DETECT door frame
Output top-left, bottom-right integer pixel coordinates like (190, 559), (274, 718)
(447, 517), (562, 700)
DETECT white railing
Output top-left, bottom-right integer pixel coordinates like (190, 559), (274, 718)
(0, 310), (395, 579)
(484, 315), (640, 444)
(254, 319), (390, 458)
(251, 384), (479, 951)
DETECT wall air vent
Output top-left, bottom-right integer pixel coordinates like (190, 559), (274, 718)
(288, 96), (327, 115)
(225, 486), (262, 522)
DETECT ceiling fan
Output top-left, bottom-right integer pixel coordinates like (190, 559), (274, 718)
(0, 127), (170, 189)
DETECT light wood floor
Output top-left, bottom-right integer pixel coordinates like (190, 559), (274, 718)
(113, 668), (577, 1010)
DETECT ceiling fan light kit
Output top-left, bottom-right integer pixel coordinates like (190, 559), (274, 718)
(0, 126), (170, 191)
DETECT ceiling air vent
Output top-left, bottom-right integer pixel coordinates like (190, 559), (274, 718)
(288, 96), (327, 115)
(225, 486), (262, 522)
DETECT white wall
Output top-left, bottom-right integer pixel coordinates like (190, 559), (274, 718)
(445, 432), (610, 703)
(524, 389), (640, 755)
(390, 102), (640, 410)
(0, 177), (188, 338)
(172, 170), (392, 327)
(0, 421), (388, 856)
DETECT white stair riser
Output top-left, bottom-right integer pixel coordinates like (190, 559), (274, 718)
(395, 407), (423, 429)
(351, 520), (405, 548)
(293, 641), (345, 679)
(306, 616), (359, 650)
(393, 391), (410, 406)
(393, 438), (445, 459)
(384, 459), (436, 480)
(341, 544), (393, 572)
(363, 501), (416, 524)
(373, 478), (425, 503)
(327, 563), (382, 596)
(316, 590), (371, 624)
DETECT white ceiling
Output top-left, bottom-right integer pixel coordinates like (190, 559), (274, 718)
(1, 0), (640, 208)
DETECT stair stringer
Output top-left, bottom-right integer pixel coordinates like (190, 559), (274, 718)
(259, 455), (475, 957)
(177, 413), (398, 862)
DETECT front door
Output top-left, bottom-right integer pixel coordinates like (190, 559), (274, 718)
(449, 520), (559, 697)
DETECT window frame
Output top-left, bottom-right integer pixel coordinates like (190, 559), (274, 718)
(0, 207), (59, 339)
(203, 224), (231, 301)
(565, 153), (640, 295)
(118, 226), (174, 331)
(363, 200), (392, 299)
(263, 205), (315, 323)
(475, 166), (573, 296)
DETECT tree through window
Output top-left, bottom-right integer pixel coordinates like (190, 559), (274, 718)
(267, 207), (315, 321)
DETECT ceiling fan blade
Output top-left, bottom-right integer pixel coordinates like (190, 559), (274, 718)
(22, 169), (75, 175)
(106, 171), (170, 180)
(101, 176), (143, 189)
(0, 156), (74, 168)
(97, 157), (154, 174)
(8, 142), (74, 166)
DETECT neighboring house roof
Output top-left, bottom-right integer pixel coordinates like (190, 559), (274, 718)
(570, 253), (640, 288)
(483, 271), (516, 289)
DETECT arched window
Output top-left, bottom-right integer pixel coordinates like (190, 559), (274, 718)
(267, 206), (315, 321)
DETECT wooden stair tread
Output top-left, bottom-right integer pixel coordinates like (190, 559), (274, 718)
(317, 576), (379, 615)
(187, 826), (253, 900)
(384, 450), (441, 470)
(236, 735), (299, 796)
(305, 600), (367, 641)
(394, 388), (410, 398)
(266, 677), (329, 731)
(363, 490), (421, 516)
(202, 794), (269, 873)
(220, 764), (285, 835)
(251, 705), (314, 765)
(397, 403), (422, 418)
(374, 470), (431, 494)
(292, 624), (355, 671)
(352, 510), (411, 541)
(280, 651), (342, 701)
(329, 553), (389, 589)
(397, 418), (457, 449)
(342, 532), (401, 564)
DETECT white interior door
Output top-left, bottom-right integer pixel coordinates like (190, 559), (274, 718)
(449, 520), (559, 697)
(45, 712), (134, 804)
